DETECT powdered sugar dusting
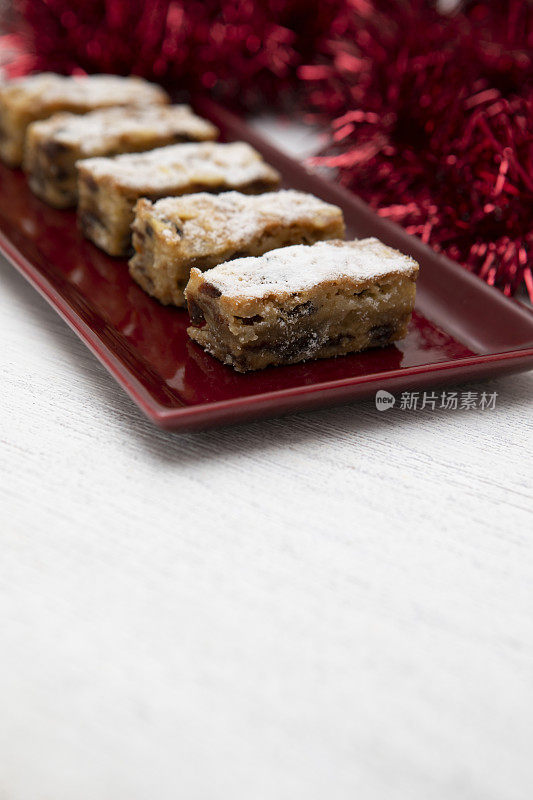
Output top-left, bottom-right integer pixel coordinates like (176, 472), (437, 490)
(29, 105), (217, 154)
(0, 73), (168, 108)
(203, 239), (419, 298)
(79, 142), (280, 192)
(149, 190), (342, 252)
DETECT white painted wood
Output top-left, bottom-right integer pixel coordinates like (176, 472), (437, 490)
(0, 123), (532, 800)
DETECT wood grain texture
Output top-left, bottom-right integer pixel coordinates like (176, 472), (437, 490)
(1, 122), (532, 800)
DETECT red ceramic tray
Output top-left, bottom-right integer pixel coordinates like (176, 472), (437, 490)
(1, 97), (532, 430)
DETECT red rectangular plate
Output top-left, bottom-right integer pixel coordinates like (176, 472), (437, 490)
(1, 97), (532, 430)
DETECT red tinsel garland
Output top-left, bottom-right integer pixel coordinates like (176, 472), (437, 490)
(4, 0), (533, 298)
(302, 0), (533, 298)
(13, 0), (343, 108)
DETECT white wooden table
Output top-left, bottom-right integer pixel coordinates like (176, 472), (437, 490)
(1, 122), (532, 800)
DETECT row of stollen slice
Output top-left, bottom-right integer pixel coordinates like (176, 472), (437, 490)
(0, 71), (419, 372)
